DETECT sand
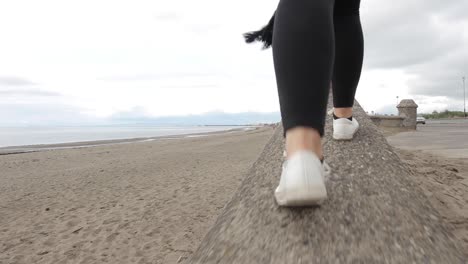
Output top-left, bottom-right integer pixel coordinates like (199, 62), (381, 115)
(393, 148), (468, 252)
(0, 126), (275, 264)
(380, 124), (468, 252)
(381, 123), (468, 252)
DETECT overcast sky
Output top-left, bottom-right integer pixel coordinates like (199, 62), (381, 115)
(0, 0), (467, 125)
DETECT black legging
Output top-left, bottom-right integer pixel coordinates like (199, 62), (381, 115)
(273, 0), (364, 138)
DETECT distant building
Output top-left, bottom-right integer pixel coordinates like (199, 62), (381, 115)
(369, 99), (418, 130)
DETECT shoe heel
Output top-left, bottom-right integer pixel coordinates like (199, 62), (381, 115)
(275, 150), (327, 206)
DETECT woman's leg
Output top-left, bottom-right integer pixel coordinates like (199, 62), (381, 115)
(272, 0), (335, 159)
(332, 0), (364, 118)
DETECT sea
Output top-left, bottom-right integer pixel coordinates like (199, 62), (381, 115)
(0, 125), (257, 148)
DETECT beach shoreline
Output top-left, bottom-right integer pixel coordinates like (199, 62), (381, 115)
(0, 125), (265, 155)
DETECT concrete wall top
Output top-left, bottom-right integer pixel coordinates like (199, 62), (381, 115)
(190, 99), (465, 263)
(369, 115), (405, 120)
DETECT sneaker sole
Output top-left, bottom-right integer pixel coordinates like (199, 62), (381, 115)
(275, 184), (327, 206)
(332, 132), (355, 140)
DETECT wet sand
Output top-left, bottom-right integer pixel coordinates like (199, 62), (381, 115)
(0, 125), (275, 264)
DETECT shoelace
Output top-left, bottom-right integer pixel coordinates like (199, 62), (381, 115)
(282, 149), (331, 176)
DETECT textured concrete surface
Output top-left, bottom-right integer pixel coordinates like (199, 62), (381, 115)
(189, 100), (466, 263)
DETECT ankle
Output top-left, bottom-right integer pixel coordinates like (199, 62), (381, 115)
(285, 126), (323, 160)
(334, 107), (353, 119)
(333, 112), (353, 121)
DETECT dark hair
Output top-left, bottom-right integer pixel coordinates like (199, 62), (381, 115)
(243, 12), (276, 49)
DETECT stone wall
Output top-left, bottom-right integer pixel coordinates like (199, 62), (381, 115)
(369, 99), (419, 130)
(369, 115), (404, 127)
(397, 99), (418, 130)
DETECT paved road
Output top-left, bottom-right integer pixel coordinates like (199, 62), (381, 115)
(387, 119), (468, 159)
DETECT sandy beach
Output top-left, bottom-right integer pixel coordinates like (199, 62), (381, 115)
(384, 121), (468, 253)
(0, 125), (275, 264)
(393, 149), (468, 252)
(2, 122), (467, 263)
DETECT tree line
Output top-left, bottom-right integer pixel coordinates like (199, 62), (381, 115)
(421, 110), (466, 119)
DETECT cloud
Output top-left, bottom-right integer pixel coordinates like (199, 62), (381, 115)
(0, 89), (61, 97)
(108, 107), (281, 125)
(0, 102), (95, 126)
(188, 24), (221, 34)
(361, 0), (468, 104)
(0, 76), (37, 86)
(406, 49), (468, 99)
(362, 0), (464, 69)
(154, 12), (180, 22)
(110, 106), (151, 119)
(375, 104), (399, 115)
(0, 0), (467, 127)
(96, 72), (217, 82)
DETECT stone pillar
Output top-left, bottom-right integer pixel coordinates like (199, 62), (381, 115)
(397, 99), (418, 129)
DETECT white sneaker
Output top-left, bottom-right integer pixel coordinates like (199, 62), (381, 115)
(275, 149), (330, 206)
(333, 117), (359, 140)
(332, 110), (359, 140)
